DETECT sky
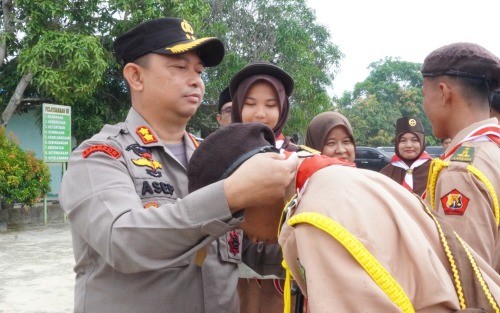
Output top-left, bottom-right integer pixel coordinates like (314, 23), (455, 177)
(306, 0), (500, 97)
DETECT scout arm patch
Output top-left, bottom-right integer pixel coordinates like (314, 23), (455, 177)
(450, 146), (475, 163)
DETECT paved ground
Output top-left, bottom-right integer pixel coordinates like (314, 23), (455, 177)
(0, 223), (74, 313)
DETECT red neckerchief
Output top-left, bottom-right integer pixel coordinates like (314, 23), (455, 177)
(296, 155), (356, 192)
(389, 151), (432, 163)
(389, 152), (431, 192)
(275, 133), (285, 142)
(441, 124), (500, 160)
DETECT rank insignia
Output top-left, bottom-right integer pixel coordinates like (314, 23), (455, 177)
(228, 230), (241, 256)
(126, 144), (163, 177)
(441, 189), (469, 215)
(82, 145), (121, 159)
(136, 126), (158, 144)
(450, 146), (475, 163)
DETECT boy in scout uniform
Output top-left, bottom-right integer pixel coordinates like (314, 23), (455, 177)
(188, 122), (500, 312)
(420, 42), (500, 273)
(59, 18), (297, 313)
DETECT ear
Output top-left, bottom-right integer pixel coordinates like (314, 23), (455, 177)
(123, 63), (144, 92)
(215, 114), (222, 124)
(439, 81), (453, 106)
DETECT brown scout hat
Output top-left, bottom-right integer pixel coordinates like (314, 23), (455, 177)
(229, 62), (294, 98)
(188, 122), (277, 193)
(421, 42), (500, 89)
(113, 17), (225, 67)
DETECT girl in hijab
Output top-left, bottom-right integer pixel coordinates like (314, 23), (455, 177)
(229, 61), (298, 313)
(230, 61), (296, 151)
(305, 111), (356, 162)
(380, 116), (431, 196)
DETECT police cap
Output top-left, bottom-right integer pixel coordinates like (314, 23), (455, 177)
(113, 17), (225, 67)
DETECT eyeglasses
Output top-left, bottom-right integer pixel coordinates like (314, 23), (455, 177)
(220, 107), (232, 115)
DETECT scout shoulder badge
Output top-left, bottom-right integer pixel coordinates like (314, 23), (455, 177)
(450, 146), (475, 163)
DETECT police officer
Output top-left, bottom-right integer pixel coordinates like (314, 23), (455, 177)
(59, 18), (297, 313)
(421, 42), (500, 272)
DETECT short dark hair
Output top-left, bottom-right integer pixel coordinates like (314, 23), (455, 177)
(492, 91), (500, 113)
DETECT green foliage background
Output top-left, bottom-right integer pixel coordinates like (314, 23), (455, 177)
(1, 0), (438, 147)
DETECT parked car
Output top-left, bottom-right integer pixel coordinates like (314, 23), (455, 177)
(376, 146), (395, 158)
(355, 147), (391, 171)
(425, 145), (444, 158)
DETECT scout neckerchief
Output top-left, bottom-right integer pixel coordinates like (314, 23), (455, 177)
(389, 152), (431, 192)
(275, 133), (285, 149)
(440, 124), (500, 161)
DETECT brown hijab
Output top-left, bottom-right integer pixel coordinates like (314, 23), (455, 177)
(231, 75), (289, 137)
(305, 112), (355, 151)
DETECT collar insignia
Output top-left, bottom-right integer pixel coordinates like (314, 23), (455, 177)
(136, 126), (158, 144)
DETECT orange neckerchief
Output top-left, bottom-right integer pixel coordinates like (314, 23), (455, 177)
(296, 155), (356, 192)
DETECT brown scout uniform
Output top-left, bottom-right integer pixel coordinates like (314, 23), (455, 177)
(279, 164), (500, 312)
(424, 118), (500, 272)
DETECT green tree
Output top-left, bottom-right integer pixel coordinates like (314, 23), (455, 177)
(1, 0), (341, 143)
(335, 57), (438, 146)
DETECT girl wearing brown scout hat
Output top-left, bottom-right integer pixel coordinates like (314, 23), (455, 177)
(229, 62), (300, 313)
(380, 116), (431, 196)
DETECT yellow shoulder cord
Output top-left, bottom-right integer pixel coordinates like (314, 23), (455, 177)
(419, 198), (466, 309)
(281, 259), (293, 313)
(466, 164), (500, 225)
(278, 194), (299, 313)
(287, 212), (415, 313)
(455, 234), (500, 312)
(426, 159), (499, 225)
(419, 198), (500, 311)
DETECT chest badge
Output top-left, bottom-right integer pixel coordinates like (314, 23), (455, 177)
(126, 144), (163, 177)
(441, 189), (469, 215)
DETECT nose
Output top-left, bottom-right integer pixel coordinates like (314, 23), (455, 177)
(255, 107), (266, 119)
(335, 143), (346, 154)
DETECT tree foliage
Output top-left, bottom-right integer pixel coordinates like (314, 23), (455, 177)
(0, 127), (51, 206)
(1, 0), (341, 143)
(334, 57), (438, 146)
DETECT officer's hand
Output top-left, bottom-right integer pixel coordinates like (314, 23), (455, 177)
(224, 152), (298, 213)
